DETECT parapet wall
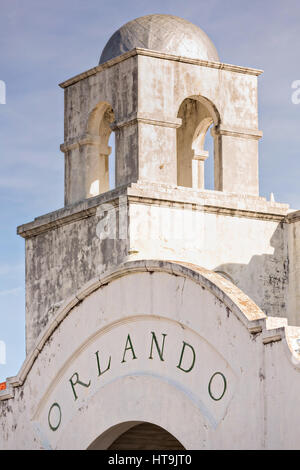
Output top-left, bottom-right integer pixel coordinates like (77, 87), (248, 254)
(17, 182), (293, 354)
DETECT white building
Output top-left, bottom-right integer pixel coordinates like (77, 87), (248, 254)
(1, 14), (300, 450)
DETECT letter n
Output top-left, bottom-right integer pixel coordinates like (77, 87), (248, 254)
(149, 332), (167, 361)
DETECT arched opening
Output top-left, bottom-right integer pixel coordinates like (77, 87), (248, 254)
(176, 96), (220, 190)
(86, 102), (116, 197)
(88, 421), (185, 450)
(108, 423), (185, 450)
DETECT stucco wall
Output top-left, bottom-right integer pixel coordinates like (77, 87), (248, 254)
(18, 182), (292, 354)
(129, 202), (289, 318)
(287, 212), (300, 325)
(1, 262), (300, 449)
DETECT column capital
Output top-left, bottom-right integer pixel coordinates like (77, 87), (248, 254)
(60, 134), (112, 155)
(193, 149), (209, 161)
(211, 125), (263, 141)
(111, 112), (182, 130)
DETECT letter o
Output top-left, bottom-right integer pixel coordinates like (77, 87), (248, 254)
(208, 372), (227, 401)
(48, 402), (62, 431)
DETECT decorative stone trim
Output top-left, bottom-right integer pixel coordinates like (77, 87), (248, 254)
(59, 48), (263, 89)
(60, 134), (111, 154)
(17, 183), (289, 238)
(211, 126), (263, 141)
(193, 150), (209, 161)
(0, 259), (263, 401)
(286, 210), (300, 223)
(110, 113), (182, 130)
(262, 332), (283, 344)
(1, 259), (299, 404)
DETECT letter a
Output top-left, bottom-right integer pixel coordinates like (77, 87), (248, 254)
(121, 334), (137, 363)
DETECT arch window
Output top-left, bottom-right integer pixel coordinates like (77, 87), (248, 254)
(176, 96), (220, 190)
(86, 102), (116, 197)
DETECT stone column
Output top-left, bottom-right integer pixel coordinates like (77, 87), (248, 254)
(84, 137), (111, 197)
(212, 126), (262, 196)
(112, 113), (182, 187)
(192, 150), (209, 190)
(61, 135), (112, 205)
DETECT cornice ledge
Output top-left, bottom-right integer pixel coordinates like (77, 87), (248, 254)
(59, 48), (263, 89)
(212, 126), (263, 140)
(285, 210), (300, 223)
(111, 112), (182, 130)
(60, 134), (111, 154)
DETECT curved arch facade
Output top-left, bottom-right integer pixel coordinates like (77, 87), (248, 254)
(1, 261), (300, 449)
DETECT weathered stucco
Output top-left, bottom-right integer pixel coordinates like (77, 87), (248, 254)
(60, 47), (262, 205)
(1, 261), (300, 449)
(17, 181), (296, 355)
(2, 14), (300, 450)
(287, 212), (300, 325)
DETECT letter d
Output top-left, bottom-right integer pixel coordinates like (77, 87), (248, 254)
(176, 341), (196, 373)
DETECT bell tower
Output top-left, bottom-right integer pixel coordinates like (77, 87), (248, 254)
(60, 14), (262, 205)
(18, 14), (293, 355)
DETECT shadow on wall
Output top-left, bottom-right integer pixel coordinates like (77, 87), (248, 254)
(215, 222), (289, 319)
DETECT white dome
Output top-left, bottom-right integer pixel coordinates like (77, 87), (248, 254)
(99, 14), (219, 64)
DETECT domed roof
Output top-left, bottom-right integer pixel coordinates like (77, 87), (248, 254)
(99, 14), (219, 64)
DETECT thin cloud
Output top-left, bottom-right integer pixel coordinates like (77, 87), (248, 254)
(0, 264), (24, 276)
(0, 287), (22, 297)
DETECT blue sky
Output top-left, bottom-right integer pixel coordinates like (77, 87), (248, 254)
(0, 0), (299, 381)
